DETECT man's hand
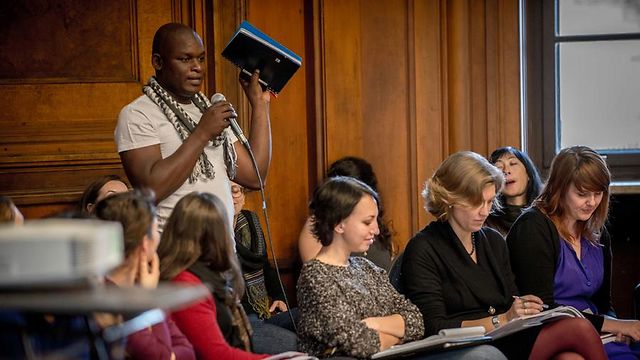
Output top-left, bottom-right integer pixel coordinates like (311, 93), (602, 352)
(239, 69), (271, 106)
(195, 100), (236, 141)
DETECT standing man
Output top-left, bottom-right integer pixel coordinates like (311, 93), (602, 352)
(115, 23), (271, 230)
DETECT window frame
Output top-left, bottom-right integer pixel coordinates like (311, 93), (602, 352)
(523, 0), (640, 181)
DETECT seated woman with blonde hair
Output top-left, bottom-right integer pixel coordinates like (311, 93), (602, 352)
(401, 151), (607, 359)
(297, 176), (505, 359)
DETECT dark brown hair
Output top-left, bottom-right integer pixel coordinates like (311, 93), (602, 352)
(78, 174), (128, 215)
(534, 146), (610, 243)
(93, 189), (156, 257)
(326, 156), (393, 252)
(158, 192), (244, 296)
(310, 176), (379, 247)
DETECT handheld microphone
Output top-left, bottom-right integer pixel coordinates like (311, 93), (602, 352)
(211, 93), (249, 147)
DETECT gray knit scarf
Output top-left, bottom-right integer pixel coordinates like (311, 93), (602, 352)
(143, 77), (237, 183)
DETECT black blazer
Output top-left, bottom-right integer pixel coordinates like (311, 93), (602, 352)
(400, 221), (518, 336)
(506, 207), (613, 331)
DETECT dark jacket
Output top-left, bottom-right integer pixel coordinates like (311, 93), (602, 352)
(400, 220), (518, 336)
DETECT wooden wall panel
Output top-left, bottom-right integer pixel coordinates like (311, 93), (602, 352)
(243, 0), (310, 261)
(412, 0), (448, 231)
(0, 0), (177, 218)
(320, 0), (364, 162)
(0, 0), (521, 266)
(0, 1), (136, 82)
(360, 1), (412, 253)
(316, 0), (521, 250)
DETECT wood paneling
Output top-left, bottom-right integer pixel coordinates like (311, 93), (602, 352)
(0, 1), (136, 82)
(0, 0), (175, 216)
(317, 0), (521, 250)
(243, 0), (310, 258)
(0, 0), (521, 270)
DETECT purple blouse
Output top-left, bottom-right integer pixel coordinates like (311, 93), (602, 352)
(553, 237), (604, 314)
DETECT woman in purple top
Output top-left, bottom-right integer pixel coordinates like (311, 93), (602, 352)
(507, 146), (640, 359)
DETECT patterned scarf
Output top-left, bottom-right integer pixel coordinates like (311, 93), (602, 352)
(143, 77), (237, 182)
(235, 211), (271, 319)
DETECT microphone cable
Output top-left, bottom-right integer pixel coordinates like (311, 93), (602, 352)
(238, 132), (298, 333)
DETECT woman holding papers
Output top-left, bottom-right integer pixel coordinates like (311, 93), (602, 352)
(297, 176), (505, 359)
(507, 146), (640, 359)
(401, 151), (606, 359)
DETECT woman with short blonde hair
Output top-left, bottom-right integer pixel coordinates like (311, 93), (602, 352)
(402, 151), (606, 359)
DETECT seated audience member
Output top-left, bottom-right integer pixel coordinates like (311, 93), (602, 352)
(157, 192), (309, 360)
(0, 195), (24, 224)
(507, 146), (640, 358)
(94, 190), (195, 360)
(485, 146), (542, 237)
(401, 151), (606, 359)
(298, 156), (393, 270)
(231, 182), (298, 353)
(297, 176), (505, 359)
(78, 174), (129, 215)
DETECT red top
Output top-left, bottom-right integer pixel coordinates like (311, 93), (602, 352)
(170, 270), (268, 360)
(126, 318), (195, 360)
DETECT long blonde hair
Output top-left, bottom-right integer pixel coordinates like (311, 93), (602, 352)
(534, 146), (610, 243)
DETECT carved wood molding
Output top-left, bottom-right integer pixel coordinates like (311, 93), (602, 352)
(0, 0), (139, 84)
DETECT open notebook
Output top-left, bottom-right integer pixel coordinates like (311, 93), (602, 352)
(372, 327), (490, 359)
(373, 305), (611, 359)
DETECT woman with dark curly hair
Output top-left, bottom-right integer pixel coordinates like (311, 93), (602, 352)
(298, 157), (393, 270)
(297, 176), (505, 359)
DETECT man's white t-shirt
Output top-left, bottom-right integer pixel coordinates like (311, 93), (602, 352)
(115, 94), (237, 232)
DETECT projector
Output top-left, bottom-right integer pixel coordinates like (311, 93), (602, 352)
(0, 219), (123, 288)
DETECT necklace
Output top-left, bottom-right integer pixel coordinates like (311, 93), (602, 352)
(467, 233), (476, 256)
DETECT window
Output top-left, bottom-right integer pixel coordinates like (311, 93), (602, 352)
(523, 0), (640, 181)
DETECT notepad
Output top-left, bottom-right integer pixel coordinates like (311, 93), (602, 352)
(372, 327), (490, 359)
(222, 21), (302, 95)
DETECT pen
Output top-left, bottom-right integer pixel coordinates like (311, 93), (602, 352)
(513, 296), (549, 309)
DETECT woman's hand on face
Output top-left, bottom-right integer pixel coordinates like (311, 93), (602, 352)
(138, 252), (160, 289)
(506, 295), (545, 321)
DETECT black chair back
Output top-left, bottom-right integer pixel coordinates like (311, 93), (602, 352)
(388, 251), (405, 293)
(634, 282), (640, 320)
